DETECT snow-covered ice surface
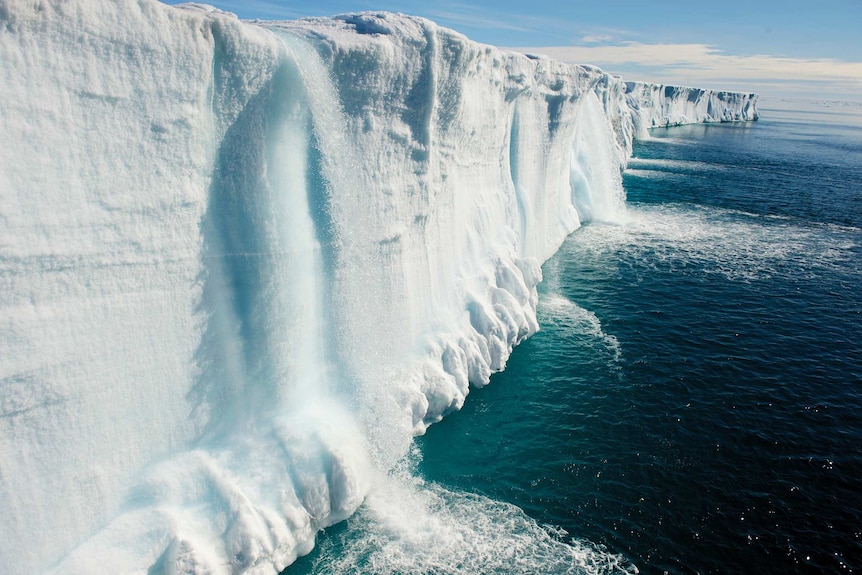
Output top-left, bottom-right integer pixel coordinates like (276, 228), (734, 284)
(0, 2), (757, 573)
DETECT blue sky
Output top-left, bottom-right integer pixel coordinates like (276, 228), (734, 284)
(167, 0), (862, 101)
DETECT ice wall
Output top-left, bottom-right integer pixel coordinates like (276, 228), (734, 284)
(625, 81), (759, 137)
(0, 2), (756, 573)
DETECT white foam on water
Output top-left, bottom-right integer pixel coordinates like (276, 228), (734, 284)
(626, 157), (728, 173)
(539, 294), (622, 366)
(621, 168), (682, 181)
(567, 204), (858, 283)
(301, 453), (638, 575)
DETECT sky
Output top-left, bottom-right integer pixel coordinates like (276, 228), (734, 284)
(166, 0), (862, 102)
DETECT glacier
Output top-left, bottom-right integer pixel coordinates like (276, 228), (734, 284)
(0, 1), (758, 573)
(625, 81), (760, 137)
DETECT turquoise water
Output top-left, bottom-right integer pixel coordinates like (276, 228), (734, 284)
(288, 106), (862, 574)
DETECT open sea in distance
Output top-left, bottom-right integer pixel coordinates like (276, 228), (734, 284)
(287, 101), (862, 575)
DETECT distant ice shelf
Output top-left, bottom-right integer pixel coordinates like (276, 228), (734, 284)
(0, 2), (758, 574)
(626, 81), (760, 137)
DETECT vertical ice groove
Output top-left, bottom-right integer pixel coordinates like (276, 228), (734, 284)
(508, 104), (531, 255)
(194, 44), (335, 435)
(411, 24), (438, 156)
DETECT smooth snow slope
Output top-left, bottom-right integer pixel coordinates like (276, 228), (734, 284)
(0, 2), (757, 573)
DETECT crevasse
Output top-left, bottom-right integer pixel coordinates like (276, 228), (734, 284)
(0, 2), (758, 573)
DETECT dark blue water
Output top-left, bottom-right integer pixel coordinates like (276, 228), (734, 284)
(416, 107), (862, 574)
(288, 105), (862, 574)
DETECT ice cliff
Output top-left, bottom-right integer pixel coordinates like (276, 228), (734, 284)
(0, 1), (757, 573)
(625, 81), (760, 137)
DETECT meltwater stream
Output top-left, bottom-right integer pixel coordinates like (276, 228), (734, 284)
(288, 104), (862, 574)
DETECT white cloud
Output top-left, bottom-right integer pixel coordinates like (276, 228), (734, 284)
(579, 34), (614, 44)
(504, 43), (862, 99)
(425, 9), (535, 33)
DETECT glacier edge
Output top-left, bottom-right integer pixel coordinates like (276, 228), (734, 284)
(0, 2), (758, 574)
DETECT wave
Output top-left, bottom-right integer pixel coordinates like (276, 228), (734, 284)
(539, 294), (622, 367)
(297, 452), (637, 575)
(626, 157), (728, 173)
(565, 204), (859, 283)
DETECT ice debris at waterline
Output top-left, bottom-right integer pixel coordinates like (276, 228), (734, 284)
(0, 2), (758, 573)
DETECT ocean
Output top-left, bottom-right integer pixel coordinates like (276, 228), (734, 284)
(287, 102), (862, 574)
